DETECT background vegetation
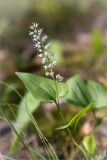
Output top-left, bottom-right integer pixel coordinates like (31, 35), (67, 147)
(0, 0), (107, 159)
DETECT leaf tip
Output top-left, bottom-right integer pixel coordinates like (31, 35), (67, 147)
(15, 72), (20, 76)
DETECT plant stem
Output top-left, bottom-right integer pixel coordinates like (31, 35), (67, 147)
(55, 101), (72, 137)
(54, 79), (88, 159)
(55, 100), (88, 159)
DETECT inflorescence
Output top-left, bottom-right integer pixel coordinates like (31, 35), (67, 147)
(29, 22), (63, 82)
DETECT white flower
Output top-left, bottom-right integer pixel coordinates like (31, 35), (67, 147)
(33, 35), (37, 38)
(34, 30), (37, 33)
(29, 22), (64, 82)
(35, 23), (39, 28)
(48, 63), (54, 68)
(29, 32), (34, 36)
(38, 29), (42, 35)
(38, 54), (43, 58)
(37, 45), (41, 49)
(56, 74), (63, 81)
(35, 44), (38, 47)
(38, 49), (42, 52)
(45, 43), (51, 49)
(33, 38), (37, 41)
(37, 41), (40, 45)
(30, 26), (34, 30)
(44, 65), (48, 70)
(50, 72), (54, 78)
(52, 60), (56, 66)
(45, 52), (48, 56)
(37, 36), (40, 39)
(41, 58), (46, 64)
(44, 45), (48, 49)
(42, 35), (48, 42)
(45, 72), (50, 76)
(30, 23), (35, 29)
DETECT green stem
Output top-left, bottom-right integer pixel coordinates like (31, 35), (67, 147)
(55, 101), (72, 137)
(53, 73), (88, 159)
(55, 100), (88, 160)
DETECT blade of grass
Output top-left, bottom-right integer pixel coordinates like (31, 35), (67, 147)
(25, 94), (59, 160)
(0, 106), (34, 160)
(0, 81), (22, 99)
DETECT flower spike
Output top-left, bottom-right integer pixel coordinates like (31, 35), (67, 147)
(29, 22), (63, 81)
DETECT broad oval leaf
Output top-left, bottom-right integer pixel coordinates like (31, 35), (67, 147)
(16, 72), (68, 102)
(56, 102), (93, 130)
(65, 75), (107, 108)
(17, 92), (40, 129)
(11, 92), (40, 153)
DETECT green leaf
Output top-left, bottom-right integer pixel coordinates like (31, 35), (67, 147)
(56, 102), (93, 130)
(11, 92), (40, 153)
(83, 135), (96, 156)
(87, 80), (107, 108)
(16, 72), (68, 103)
(17, 92), (40, 128)
(65, 75), (107, 108)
